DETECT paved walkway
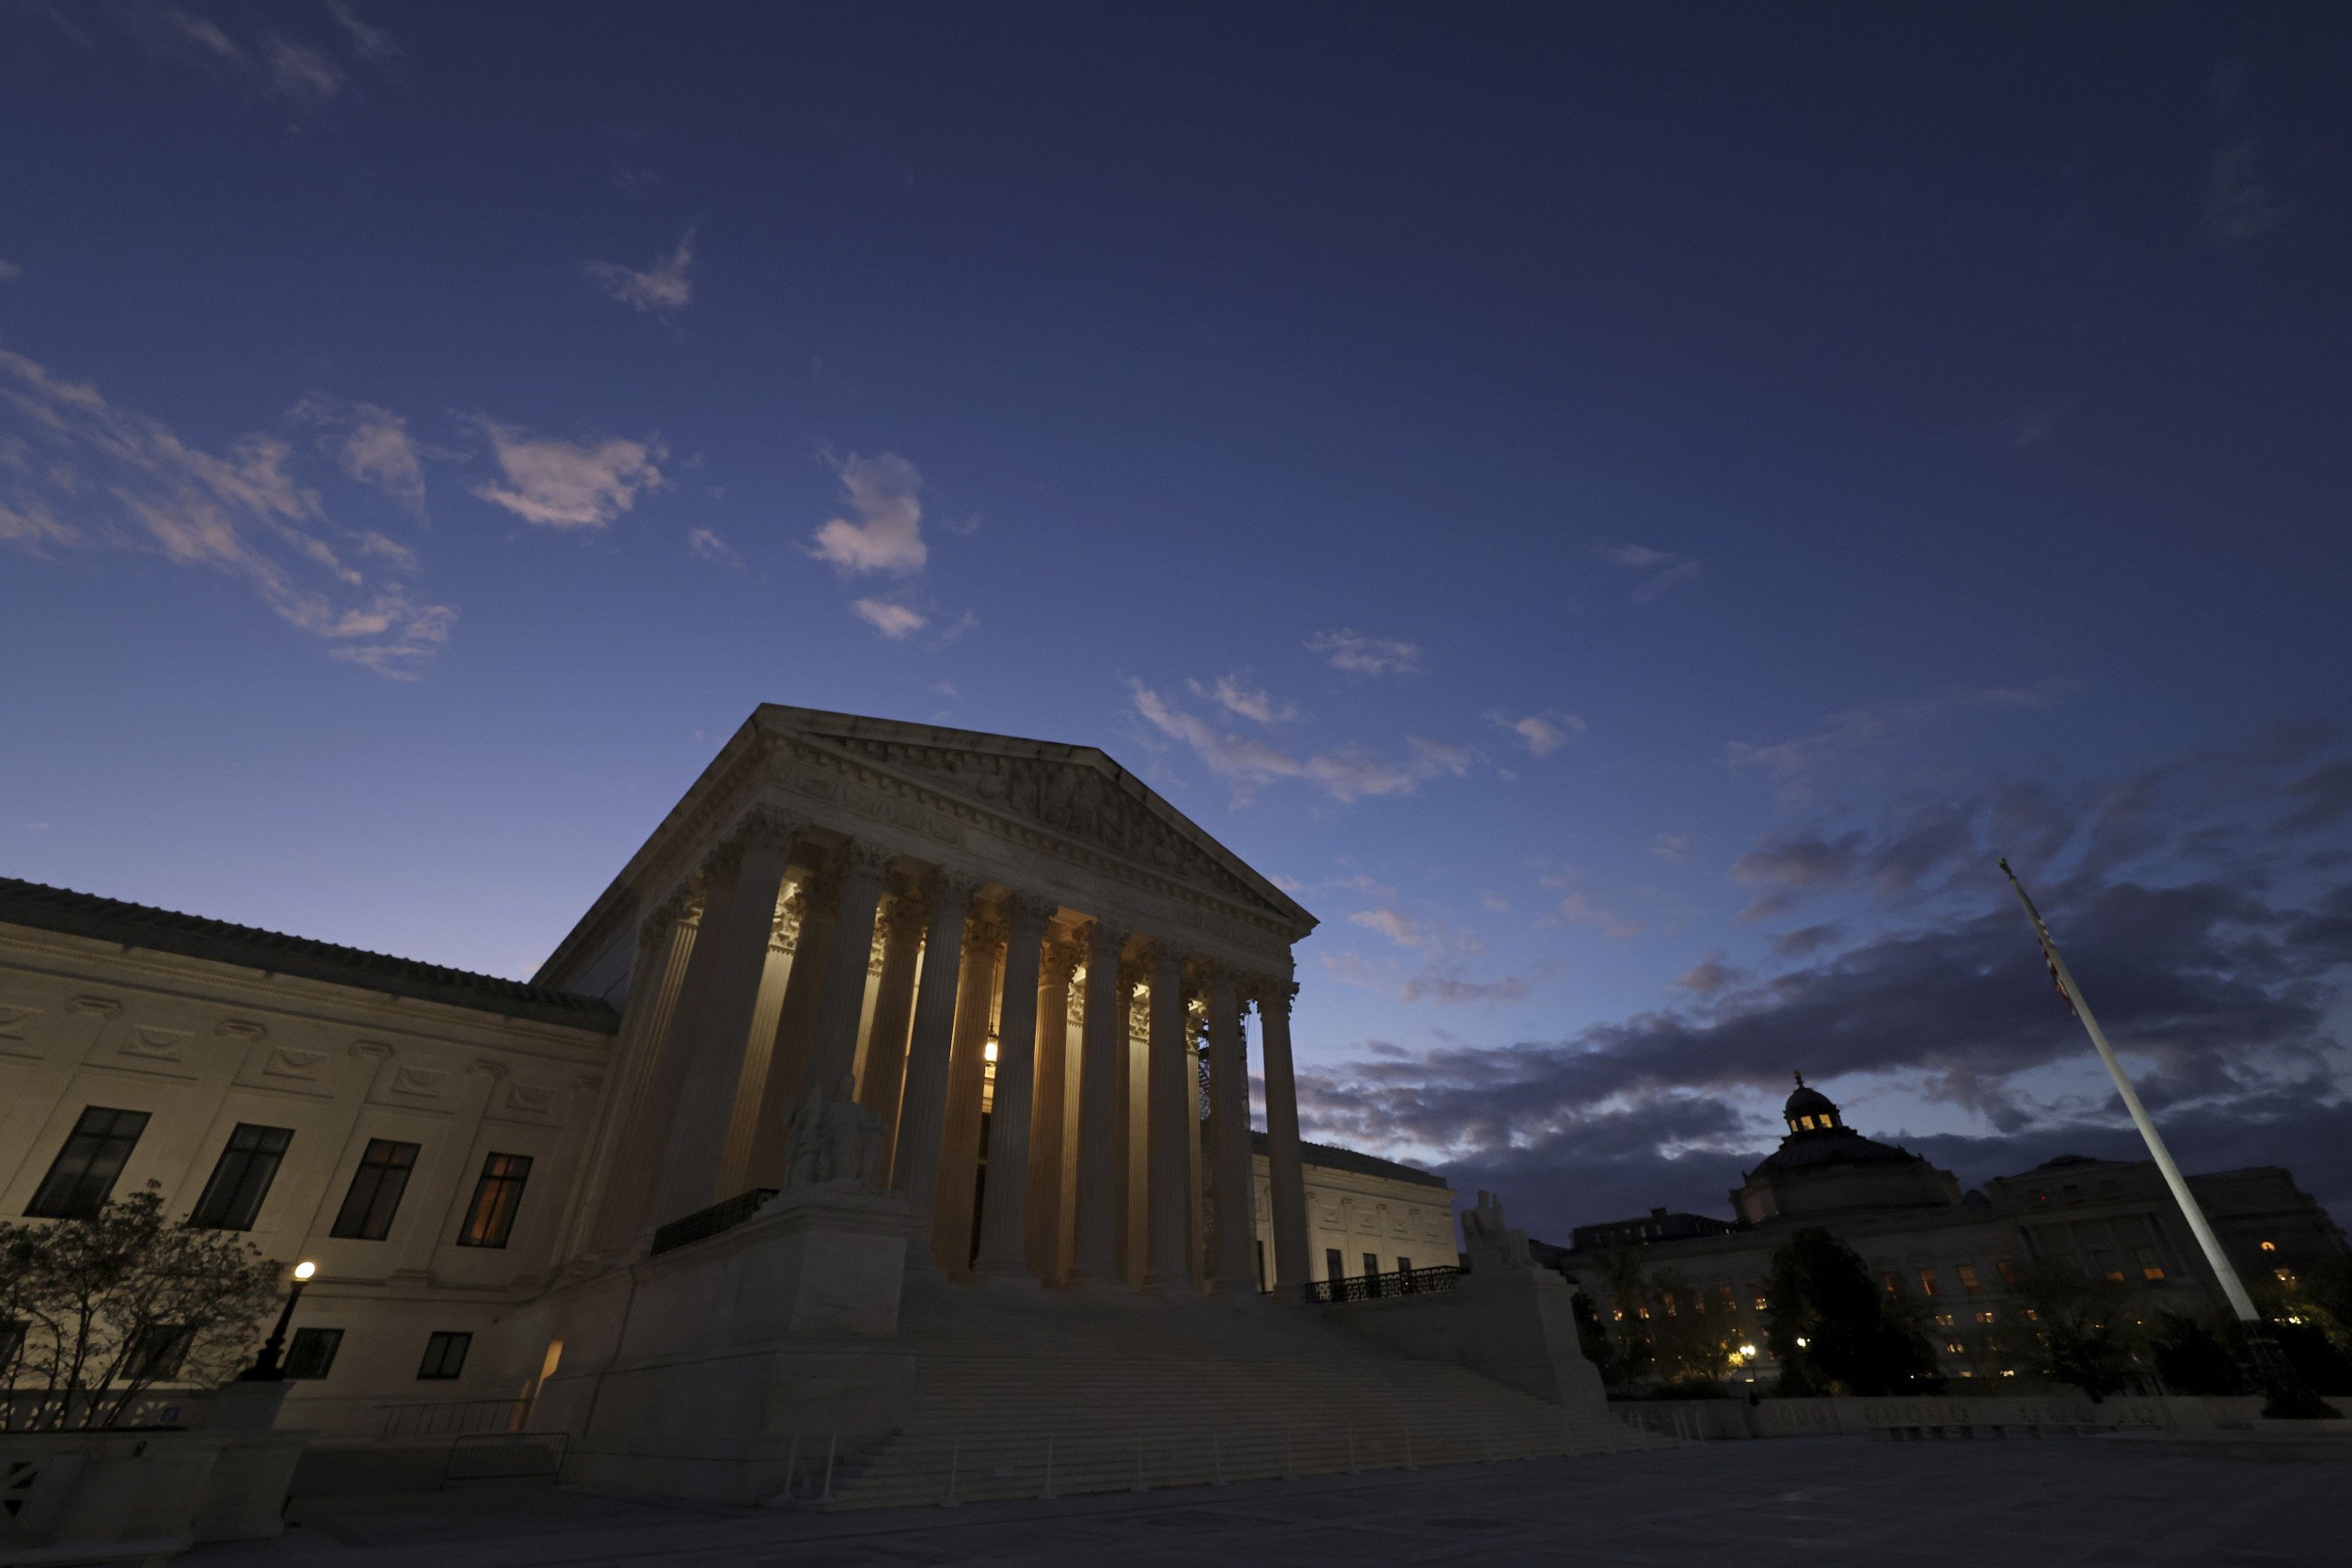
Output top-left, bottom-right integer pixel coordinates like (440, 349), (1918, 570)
(192, 1435), (2345, 1567)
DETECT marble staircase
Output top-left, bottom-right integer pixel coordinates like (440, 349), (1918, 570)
(787, 1273), (1668, 1510)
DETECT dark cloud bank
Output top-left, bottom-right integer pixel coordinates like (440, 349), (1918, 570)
(1299, 725), (2352, 1238)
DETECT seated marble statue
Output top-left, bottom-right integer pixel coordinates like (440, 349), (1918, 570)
(783, 1074), (884, 1191)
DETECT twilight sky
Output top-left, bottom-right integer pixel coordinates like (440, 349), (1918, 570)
(6, 3), (2351, 1236)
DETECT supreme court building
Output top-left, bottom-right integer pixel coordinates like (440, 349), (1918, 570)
(3, 706), (1615, 1499)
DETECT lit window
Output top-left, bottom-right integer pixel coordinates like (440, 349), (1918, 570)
(1934, 1312), (1956, 1328)
(1955, 1264), (1982, 1295)
(1753, 1287), (1769, 1310)
(1881, 1271), (1902, 1296)
(457, 1152), (533, 1249)
(25, 1106), (151, 1220)
(1717, 1285), (1738, 1314)
(1917, 1268), (1941, 1297)
(418, 1331), (471, 1381)
(1996, 1258), (2019, 1289)
(2275, 1267), (2296, 1284)
(1945, 1340), (1966, 1355)
(1975, 1310), (1995, 1324)
(2136, 1247), (2164, 1282)
(1798, 1116), (1814, 1131)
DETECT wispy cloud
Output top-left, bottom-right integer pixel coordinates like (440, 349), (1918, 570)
(809, 451), (926, 575)
(1348, 907), (1484, 954)
(101, 2), (395, 106)
(1488, 709), (1584, 756)
(324, 1), (401, 66)
(1726, 684), (2072, 796)
(1560, 890), (1646, 938)
(1188, 674), (1301, 725)
(470, 421), (664, 530)
(1652, 832), (1694, 865)
(586, 229), (696, 314)
(2204, 138), (2284, 245)
(0, 347), (452, 676)
(1594, 542), (1701, 602)
(1130, 681), (1471, 804)
(1307, 628), (1420, 676)
(687, 527), (740, 569)
(294, 397), (426, 509)
(852, 598), (928, 639)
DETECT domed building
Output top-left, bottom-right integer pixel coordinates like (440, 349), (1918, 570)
(1729, 1074), (1962, 1225)
(1546, 1069), (2346, 1387)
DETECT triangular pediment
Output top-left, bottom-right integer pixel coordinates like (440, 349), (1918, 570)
(757, 705), (1314, 932)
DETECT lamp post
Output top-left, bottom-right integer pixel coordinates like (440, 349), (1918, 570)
(239, 1260), (316, 1383)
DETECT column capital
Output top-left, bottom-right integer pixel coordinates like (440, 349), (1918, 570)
(964, 909), (1009, 954)
(925, 863), (987, 905)
(1080, 917), (1131, 960)
(882, 890), (930, 942)
(834, 835), (898, 885)
(1002, 890), (1057, 938)
(1247, 974), (1299, 1015)
(1041, 937), (1084, 988)
(770, 883), (807, 955)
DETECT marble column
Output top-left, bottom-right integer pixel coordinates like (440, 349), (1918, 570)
(1204, 964), (1256, 1292)
(858, 893), (928, 1169)
(973, 894), (1052, 1281)
(1255, 976), (1311, 1296)
(743, 874), (834, 1188)
(1025, 933), (1080, 1281)
(647, 808), (802, 1226)
(889, 870), (978, 1231)
(1142, 939), (1194, 1292)
(1066, 921), (1128, 1285)
(802, 838), (894, 1096)
(931, 907), (1006, 1271)
(715, 882), (806, 1197)
(579, 894), (699, 1258)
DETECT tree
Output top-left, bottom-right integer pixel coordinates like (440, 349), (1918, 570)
(0, 1182), (281, 1431)
(2149, 1312), (2250, 1397)
(1763, 1227), (1942, 1397)
(2011, 1263), (2137, 1401)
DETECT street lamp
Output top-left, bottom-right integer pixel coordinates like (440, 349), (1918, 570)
(239, 1260), (317, 1383)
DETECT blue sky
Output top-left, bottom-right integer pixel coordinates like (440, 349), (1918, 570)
(6, 3), (2351, 1235)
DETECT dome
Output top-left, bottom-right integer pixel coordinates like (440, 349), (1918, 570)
(1782, 1070), (1842, 1133)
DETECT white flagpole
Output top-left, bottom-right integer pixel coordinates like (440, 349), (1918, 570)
(1997, 859), (2262, 1323)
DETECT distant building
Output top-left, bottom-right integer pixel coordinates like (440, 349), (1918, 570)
(1545, 1074), (2348, 1386)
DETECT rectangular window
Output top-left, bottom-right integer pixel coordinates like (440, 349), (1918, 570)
(1362, 1251), (1379, 1279)
(2136, 1247), (2165, 1282)
(1880, 1270), (1902, 1296)
(1256, 1239), (1266, 1292)
(2092, 1248), (2124, 1282)
(188, 1123), (294, 1231)
(1996, 1258), (2019, 1289)
(123, 1323), (196, 1383)
(285, 1327), (344, 1380)
(1397, 1255), (1412, 1274)
(26, 1106), (151, 1219)
(1975, 1310), (1996, 1324)
(1326, 1247), (1345, 1282)
(1945, 1340), (1967, 1355)
(1753, 1285), (1769, 1310)
(0, 1320), (25, 1370)
(1956, 1264), (1982, 1295)
(1717, 1285), (1738, 1314)
(1917, 1267), (1942, 1297)
(330, 1138), (420, 1241)
(418, 1331), (471, 1381)
(456, 1152), (533, 1249)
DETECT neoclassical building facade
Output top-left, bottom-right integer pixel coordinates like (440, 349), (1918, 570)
(8, 708), (1602, 1480)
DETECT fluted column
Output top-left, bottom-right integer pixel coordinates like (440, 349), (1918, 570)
(1204, 964), (1256, 1292)
(803, 838), (895, 1097)
(579, 894), (699, 1257)
(1025, 933), (1080, 1280)
(1256, 975), (1311, 1297)
(648, 809), (803, 1226)
(1067, 921), (1129, 1285)
(932, 907), (1006, 1271)
(890, 871), (979, 1233)
(1142, 939), (1194, 1292)
(974, 894), (1053, 1281)
(859, 893), (928, 1168)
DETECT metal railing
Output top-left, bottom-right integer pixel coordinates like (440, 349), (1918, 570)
(375, 1396), (533, 1439)
(650, 1187), (779, 1257)
(1302, 1265), (1467, 1305)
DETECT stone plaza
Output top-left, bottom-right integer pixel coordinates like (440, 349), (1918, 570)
(190, 1436), (2344, 1567)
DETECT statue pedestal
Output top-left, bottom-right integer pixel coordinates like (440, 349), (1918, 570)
(728, 1185), (911, 1338)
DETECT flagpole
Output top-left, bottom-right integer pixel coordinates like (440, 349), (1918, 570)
(1996, 859), (2261, 1323)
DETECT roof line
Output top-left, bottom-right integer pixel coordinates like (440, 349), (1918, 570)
(0, 876), (619, 1034)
